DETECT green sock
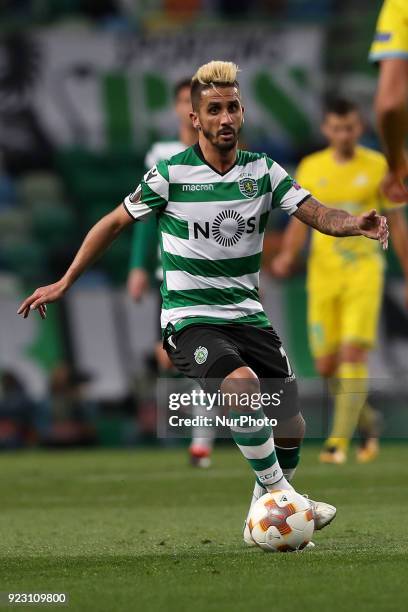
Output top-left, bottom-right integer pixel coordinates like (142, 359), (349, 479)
(275, 445), (300, 482)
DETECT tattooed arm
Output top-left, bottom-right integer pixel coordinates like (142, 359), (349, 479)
(294, 196), (389, 248)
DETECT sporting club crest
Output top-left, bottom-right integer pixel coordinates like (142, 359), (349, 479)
(238, 176), (258, 199)
(194, 346), (208, 365)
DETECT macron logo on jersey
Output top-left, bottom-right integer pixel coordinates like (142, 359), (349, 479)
(182, 184), (214, 192)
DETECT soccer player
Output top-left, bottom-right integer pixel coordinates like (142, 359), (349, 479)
(17, 62), (389, 549)
(370, 0), (408, 202)
(272, 98), (408, 464)
(126, 79), (214, 467)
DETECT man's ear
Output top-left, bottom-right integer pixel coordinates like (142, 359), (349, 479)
(190, 111), (201, 130)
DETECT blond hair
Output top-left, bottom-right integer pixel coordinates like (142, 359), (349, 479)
(191, 61), (240, 110)
(192, 61), (240, 86)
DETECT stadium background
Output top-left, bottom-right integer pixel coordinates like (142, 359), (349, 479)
(0, 0), (407, 448)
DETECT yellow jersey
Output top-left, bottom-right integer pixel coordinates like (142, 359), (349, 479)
(296, 146), (394, 269)
(369, 0), (408, 62)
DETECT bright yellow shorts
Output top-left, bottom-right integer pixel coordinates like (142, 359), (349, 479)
(307, 258), (384, 358)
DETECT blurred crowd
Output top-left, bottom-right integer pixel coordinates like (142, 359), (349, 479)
(0, 362), (165, 449)
(1, 1), (340, 27)
(0, 365), (95, 449)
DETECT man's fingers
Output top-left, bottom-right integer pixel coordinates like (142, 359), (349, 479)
(362, 213), (389, 248)
(38, 304), (47, 319)
(18, 283), (62, 319)
(18, 296), (48, 318)
(365, 209), (377, 219)
(378, 217), (389, 249)
(380, 233), (388, 250)
(17, 296), (35, 314)
(30, 297), (47, 311)
(378, 216), (388, 233)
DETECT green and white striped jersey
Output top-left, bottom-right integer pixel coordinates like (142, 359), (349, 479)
(124, 144), (310, 335)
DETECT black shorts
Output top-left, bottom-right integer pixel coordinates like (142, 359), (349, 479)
(164, 323), (299, 420)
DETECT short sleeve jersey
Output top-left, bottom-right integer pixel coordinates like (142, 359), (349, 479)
(369, 0), (408, 62)
(129, 140), (188, 280)
(124, 144), (310, 334)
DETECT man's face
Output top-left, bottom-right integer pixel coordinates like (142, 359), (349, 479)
(322, 111), (363, 155)
(190, 86), (244, 151)
(175, 86), (193, 127)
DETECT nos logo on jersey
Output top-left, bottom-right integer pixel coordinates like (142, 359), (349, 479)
(193, 210), (256, 247)
(238, 176), (258, 198)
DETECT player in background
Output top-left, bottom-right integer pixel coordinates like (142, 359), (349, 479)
(127, 79), (195, 307)
(126, 80), (215, 468)
(271, 98), (408, 464)
(17, 62), (390, 549)
(370, 0), (408, 203)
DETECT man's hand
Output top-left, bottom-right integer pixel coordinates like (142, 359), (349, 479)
(155, 342), (173, 370)
(17, 279), (68, 319)
(381, 164), (408, 204)
(127, 268), (149, 302)
(270, 252), (295, 278)
(356, 209), (389, 249)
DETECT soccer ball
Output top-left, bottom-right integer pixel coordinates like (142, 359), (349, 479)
(248, 490), (315, 552)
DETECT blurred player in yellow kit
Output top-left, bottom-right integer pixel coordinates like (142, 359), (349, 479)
(272, 98), (408, 464)
(370, 0), (408, 203)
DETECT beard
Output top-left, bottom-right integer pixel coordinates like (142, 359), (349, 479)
(202, 126), (240, 151)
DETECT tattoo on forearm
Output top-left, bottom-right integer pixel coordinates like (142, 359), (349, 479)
(295, 197), (359, 237)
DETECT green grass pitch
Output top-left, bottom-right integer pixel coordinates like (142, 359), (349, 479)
(1, 444), (407, 611)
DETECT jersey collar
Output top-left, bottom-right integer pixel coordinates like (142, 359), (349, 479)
(193, 143), (239, 177)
